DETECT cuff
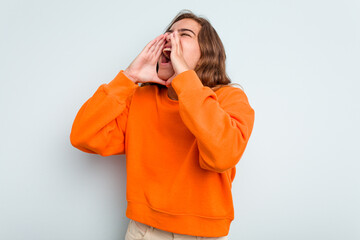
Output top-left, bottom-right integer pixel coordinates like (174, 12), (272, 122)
(104, 70), (139, 96)
(171, 70), (204, 96)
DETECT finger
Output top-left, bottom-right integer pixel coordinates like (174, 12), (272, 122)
(150, 35), (165, 54)
(144, 38), (158, 52)
(152, 76), (167, 86)
(165, 75), (175, 87)
(170, 33), (176, 54)
(144, 34), (164, 52)
(163, 32), (169, 38)
(153, 38), (165, 59)
(173, 32), (181, 55)
(174, 32), (181, 52)
(151, 40), (165, 64)
(150, 35), (165, 52)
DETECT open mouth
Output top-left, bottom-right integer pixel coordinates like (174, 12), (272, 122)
(161, 48), (171, 63)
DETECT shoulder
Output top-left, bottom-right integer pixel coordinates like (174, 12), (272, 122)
(135, 83), (161, 95)
(214, 85), (250, 105)
(214, 86), (255, 119)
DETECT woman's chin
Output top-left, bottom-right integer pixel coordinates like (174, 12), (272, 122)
(158, 69), (174, 81)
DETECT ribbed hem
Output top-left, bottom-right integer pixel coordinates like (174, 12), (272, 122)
(171, 70), (204, 95)
(103, 70), (139, 98)
(125, 200), (231, 238)
(170, 70), (217, 105)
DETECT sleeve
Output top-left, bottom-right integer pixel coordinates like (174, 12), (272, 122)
(69, 70), (139, 157)
(171, 70), (255, 173)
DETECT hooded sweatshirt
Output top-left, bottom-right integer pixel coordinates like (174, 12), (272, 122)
(70, 69), (255, 237)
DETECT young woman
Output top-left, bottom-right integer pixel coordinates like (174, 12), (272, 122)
(70, 10), (255, 240)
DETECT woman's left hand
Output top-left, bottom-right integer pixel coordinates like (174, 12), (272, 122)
(165, 31), (191, 87)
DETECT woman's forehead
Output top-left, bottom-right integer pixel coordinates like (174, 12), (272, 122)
(170, 19), (201, 33)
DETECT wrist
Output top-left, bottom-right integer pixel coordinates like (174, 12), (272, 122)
(123, 69), (138, 84)
(175, 63), (190, 75)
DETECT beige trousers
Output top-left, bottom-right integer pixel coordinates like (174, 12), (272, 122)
(125, 219), (229, 240)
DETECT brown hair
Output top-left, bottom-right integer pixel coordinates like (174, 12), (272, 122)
(141, 9), (243, 91)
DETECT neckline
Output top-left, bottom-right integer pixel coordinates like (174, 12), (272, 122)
(161, 87), (179, 104)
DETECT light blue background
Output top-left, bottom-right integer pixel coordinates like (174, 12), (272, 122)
(1, 0), (359, 239)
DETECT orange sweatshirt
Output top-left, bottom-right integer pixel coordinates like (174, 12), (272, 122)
(70, 69), (255, 237)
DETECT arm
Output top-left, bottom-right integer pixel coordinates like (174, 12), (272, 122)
(70, 70), (139, 156)
(171, 70), (255, 173)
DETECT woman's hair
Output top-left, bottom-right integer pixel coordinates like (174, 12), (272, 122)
(141, 9), (243, 91)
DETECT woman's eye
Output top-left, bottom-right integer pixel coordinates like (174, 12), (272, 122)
(181, 33), (191, 37)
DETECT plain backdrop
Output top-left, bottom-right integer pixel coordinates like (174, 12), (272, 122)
(1, 0), (359, 239)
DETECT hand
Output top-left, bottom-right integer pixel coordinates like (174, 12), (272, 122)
(165, 31), (191, 87)
(125, 34), (167, 85)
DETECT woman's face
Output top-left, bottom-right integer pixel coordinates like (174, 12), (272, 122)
(157, 18), (202, 80)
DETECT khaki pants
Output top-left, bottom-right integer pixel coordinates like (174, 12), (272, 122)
(125, 219), (229, 240)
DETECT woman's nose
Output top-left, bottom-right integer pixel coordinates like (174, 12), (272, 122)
(165, 33), (171, 42)
(165, 32), (174, 42)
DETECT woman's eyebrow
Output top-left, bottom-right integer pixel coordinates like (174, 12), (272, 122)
(166, 28), (196, 36)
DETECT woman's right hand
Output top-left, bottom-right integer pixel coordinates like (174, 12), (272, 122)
(124, 33), (168, 85)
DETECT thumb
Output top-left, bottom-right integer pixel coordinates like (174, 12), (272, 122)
(165, 74), (177, 87)
(151, 76), (168, 86)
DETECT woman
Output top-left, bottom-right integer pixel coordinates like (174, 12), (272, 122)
(70, 10), (255, 240)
